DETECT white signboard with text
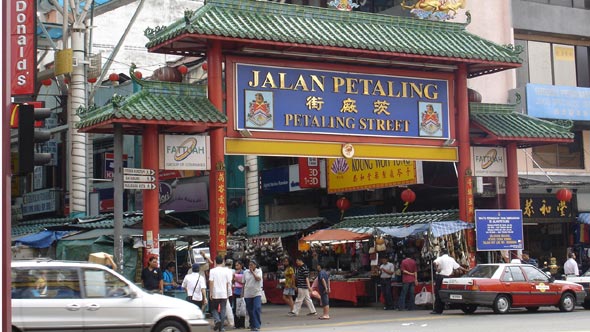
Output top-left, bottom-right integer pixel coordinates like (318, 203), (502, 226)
(160, 134), (210, 170)
(471, 146), (507, 177)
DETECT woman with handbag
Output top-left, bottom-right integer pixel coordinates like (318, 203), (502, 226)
(233, 261), (246, 329)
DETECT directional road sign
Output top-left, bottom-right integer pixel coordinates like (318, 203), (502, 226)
(123, 167), (155, 176)
(123, 182), (156, 190)
(124, 175), (156, 182)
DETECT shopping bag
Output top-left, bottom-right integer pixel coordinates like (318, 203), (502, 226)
(236, 297), (247, 317)
(261, 290), (267, 304)
(415, 286), (433, 306)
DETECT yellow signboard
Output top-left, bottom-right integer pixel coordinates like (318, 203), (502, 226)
(54, 49), (73, 76)
(327, 158), (420, 193)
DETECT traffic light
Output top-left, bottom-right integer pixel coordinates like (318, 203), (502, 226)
(17, 103), (52, 175)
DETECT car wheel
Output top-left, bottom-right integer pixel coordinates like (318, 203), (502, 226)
(460, 304), (478, 314)
(153, 320), (187, 332)
(493, 294), (511, 314)
(526, 306), (539, 312)
(559, 293), (576, 312)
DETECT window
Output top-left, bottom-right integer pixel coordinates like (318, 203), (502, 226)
(83, 268), (131, 298)
(532, 131), (584, 169)
(502, 267), (527, 282)
(522, 266), (550, 282)
(12, 267), (80, 299)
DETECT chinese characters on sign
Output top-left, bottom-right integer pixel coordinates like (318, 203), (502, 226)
(236, 63), (450, 139)
(216, 171), (227, 251)
(327, 158), (421, 193)
(520, 195), (573, 222)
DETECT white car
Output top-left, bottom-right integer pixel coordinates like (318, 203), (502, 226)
(565, 268), (590, 309)
(11, 259), (209, 332)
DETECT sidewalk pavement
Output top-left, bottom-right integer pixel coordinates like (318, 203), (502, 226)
(228, 303), (435, 330)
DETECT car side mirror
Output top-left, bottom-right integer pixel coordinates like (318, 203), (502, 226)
(548, 275), (555, 283)
(129, 290), (138, 298)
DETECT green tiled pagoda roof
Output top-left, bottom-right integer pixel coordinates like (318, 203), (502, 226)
(145, 0), (522, 77)
(12, 217), (78, 238)
(77, 78), (227, 132)
(333, 209), (459, 230)
(234, 217), (324, 237)
(470, 103), (574, 147)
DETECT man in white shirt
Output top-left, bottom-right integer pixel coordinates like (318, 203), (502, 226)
(379, 256), (395, 310)
(182, 263), (208, 309)
(564, 252), (579, 276)
(432, 249), (467, 314)
(209, 256), (232, 332)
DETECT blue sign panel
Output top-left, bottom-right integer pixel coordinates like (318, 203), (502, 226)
(235, 63), (449, 139)
(475, 209), (523, 251)
(526, 83), (590, 121)
(261, 167), (290, 193)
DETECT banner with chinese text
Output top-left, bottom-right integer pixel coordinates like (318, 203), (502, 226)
(327, 159), (421, 193)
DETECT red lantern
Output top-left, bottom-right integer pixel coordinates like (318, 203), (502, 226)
(556, 188), (573, 202)
(201, 62), (208, 71)
(336, 197), (351, 211)
(41, 79), (52, 86)
(109, 73), (119, 82)
(178, 65), (188, 75)
(87, 77), (97, 84)
(400, 188), (416, 212)
(134, 71), (143, 79)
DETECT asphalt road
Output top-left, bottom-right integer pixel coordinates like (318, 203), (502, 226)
(250, 304), (590, 332)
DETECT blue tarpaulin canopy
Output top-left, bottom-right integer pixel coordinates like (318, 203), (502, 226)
(15, 230), (70, 249)
(377, 221), (474, 238)
(578, 213), (590, 224)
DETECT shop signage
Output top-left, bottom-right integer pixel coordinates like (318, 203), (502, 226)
(160, 134), (210, 170)
(21, 189), (59, 216)
(299, 157), (321, 189)
(216, 171), (227, 251)
(104, 153), (128, 179)
(235, 63), (450, 139)
(261, 167), (289, 193)
(475, 209), (524, 251)
(11, 0), (36, 96)
(326, 158), (421, 193)
(520, 194), (574, 222)
(526, 83), (590, 121)
(135, 178), (208, 213)
(471, 146), (507, 177)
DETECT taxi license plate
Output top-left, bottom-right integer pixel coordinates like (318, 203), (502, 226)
(450, 294), (462, 300)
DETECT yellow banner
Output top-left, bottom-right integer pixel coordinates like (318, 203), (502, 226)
(327, 159), (419, 193)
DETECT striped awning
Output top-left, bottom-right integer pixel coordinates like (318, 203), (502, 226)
(578, 213), (590, 224)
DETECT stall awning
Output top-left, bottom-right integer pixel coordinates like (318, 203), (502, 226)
(579, 213), (590, 224)
(375, 220), (473, 238)
(15, 230), (71, 249)
(300, 229), (371, 243)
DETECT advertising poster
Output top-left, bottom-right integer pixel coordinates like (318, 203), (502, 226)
(327, 159), (421, 193)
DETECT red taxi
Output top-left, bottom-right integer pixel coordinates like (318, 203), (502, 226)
(439, 263), (586, 314)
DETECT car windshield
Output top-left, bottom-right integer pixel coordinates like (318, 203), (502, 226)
(465, 265), (499, 278)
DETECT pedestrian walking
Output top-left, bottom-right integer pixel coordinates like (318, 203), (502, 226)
(432, 249), (467, 314)
(316, 263), (331, 320)
(379, 256), (395, 310)
(282, 258), (296, 314)
(398, 253), (417, 311)
(233, 260), (246, 329)
(290, 258), (317, 317)
(564, 252), (579, 276)
(209, 256), (232, 332)
(182, 263), (208, 310)
(244, 260), (263, 332)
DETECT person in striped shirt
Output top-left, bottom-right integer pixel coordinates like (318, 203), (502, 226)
(289, 258), (317, 317)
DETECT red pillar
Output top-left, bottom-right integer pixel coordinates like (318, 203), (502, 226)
(142, 124), (160, 266)
(208, 40), (227, 260)
(456, 64), (476, 266)
(505, 143), (520, 209)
